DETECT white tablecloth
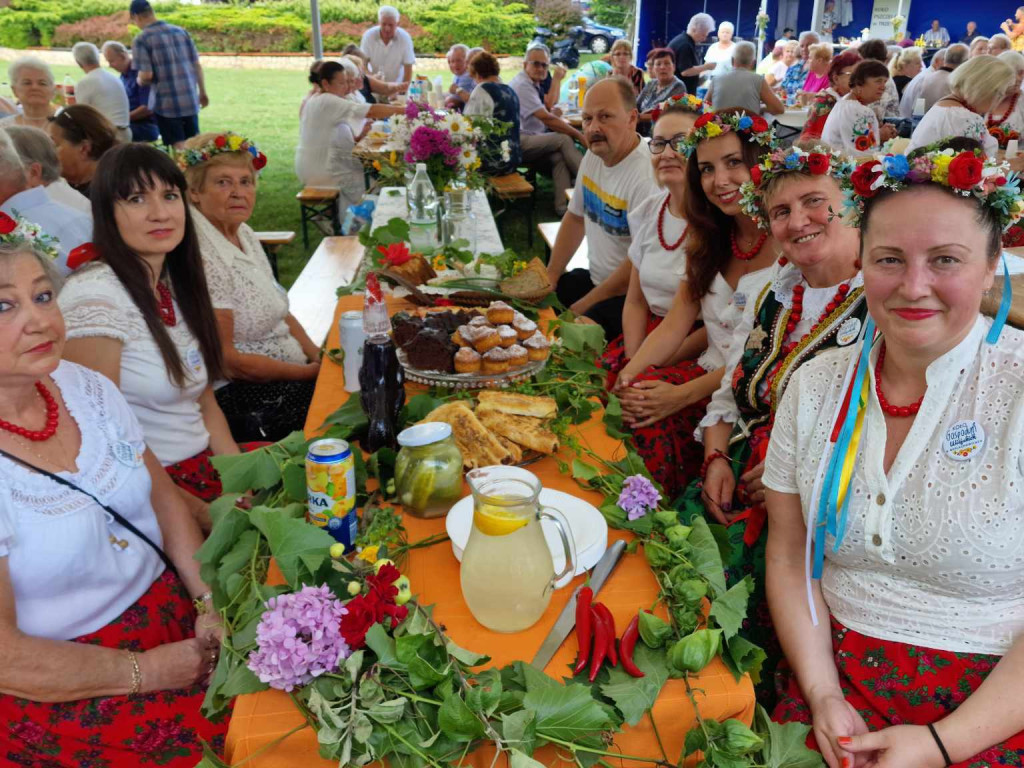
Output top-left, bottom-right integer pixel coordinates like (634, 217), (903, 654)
(371, 187), (504, 255)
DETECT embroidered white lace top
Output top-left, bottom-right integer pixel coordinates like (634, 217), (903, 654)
(763, 317), (1024, 654)
(698, 261), (864, 437)
(0, 361), (164, 640)
(59, 263), (210, 465)
(907, 104), (998, 156)
(193, 210), (307, 369)
(696, 267), (773, 373)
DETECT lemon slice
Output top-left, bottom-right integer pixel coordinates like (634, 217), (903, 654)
(473, 503), (531, 536)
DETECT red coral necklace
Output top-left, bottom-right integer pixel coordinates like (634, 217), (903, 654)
(874, 342), (925, 417)
(987, 91), (1019, 128)
(157, 282), (177, 327)
(731, 229), (768, 261)
(0, 381), (59, 441)
(657, 195), (688, 251)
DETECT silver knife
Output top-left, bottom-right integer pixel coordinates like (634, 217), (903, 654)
(531, 539), (627, 670)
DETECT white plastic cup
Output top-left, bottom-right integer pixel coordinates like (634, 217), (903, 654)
(1007, 139), (1019, 158)
(913, 98), (925, 117)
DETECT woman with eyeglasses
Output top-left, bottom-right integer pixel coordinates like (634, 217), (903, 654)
(606, 108), (777, 498)
(46, 104), (119, 199)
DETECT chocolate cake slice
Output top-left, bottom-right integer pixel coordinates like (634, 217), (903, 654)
(405, 327), (458, 373)
(391, 312), (424, 349)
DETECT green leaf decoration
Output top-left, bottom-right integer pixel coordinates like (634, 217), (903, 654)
(521, 664), (612, 742)
(685, 726), (708, 756)
(196, 503), (253, 589)
(400, 393), (443, 425)
(755, 705), (826, 768)
(667, 628), (722, 674)
(637, 611), (673, 649)
(559, 320), (605, 354)
(363, 624), (403, 669)
(247, 505), (334, 587)
(599, 644), (669, 726)
(501, 710), (539, 755)
(687, 516), (729, 597)
(195, 741), (233, 768)
(602, 394), (631, 439)
(445, 639), (490, 668)
(219, 659), (266, 698)
(723, 635), (767, 683)
(465, 668), (502, 718)
(509, 749), (547, 768)
(367, 698), (407, 725)
(318, 395), (368, 435)
(211, 446), (283, 495)
(437, 689), (486, 742)
(709, 576), (755, 640)
(281, 459), (307, 502)
(571, 458), (601, 483)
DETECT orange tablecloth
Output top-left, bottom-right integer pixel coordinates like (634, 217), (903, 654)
(224, 295), (756, 767)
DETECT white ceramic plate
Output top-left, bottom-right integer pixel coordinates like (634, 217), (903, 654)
(445, 489), (608, 587)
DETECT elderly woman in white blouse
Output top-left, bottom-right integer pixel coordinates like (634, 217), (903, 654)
(987, 51), (1024, 148)
(182, 133), (321, 443)
(764, 139), (1024, 767)
(0, 56), (56, 130)
(908, 55), (1012, 156)
(0, 230), (225, 765)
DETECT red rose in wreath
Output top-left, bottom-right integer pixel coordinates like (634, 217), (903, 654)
(947, 152), (983, 190)
(0, 212), (16, 235)
(807, 153), (830, 175)
(252, 152), (268, 170)
(1003, 225), (1024, 248)
(853, 134), (873, 152)
(214, 135), (227, 148)
(749, 165), (763, 185)
(750, 115), (769, 133)
(694, 112), (714, 128)
(850, 161), (882, 198)
(66, 242), (98, 270)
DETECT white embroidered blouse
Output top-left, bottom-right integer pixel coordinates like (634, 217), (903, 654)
(763, 317), (1024, 655)
(907, 104), (998, 156)
(0, 362), (165, 640)
(821, 93), (882, 154)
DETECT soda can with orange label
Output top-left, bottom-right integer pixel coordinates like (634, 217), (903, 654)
(306, 438), (357, 550)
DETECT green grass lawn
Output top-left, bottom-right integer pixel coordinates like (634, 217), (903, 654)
(46, 55), (602, 287)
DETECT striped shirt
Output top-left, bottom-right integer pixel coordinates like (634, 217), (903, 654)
(132, 21), (200, 118)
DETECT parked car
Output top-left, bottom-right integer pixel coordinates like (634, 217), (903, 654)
(579, 16), (625, 54)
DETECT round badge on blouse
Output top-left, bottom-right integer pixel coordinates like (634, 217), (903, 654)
(836, 316), (862, 346)
(942, 420), (985, 461)
(113, 440), (144, 468)
(186, 347), (203, 374)
(733, 292), (747, 310)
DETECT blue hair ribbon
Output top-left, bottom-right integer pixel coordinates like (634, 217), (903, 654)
(986, 250), (1012, 344)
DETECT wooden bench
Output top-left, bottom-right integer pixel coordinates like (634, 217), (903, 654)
(538, 220), (589, 274)
(255, 230), (295, 280)
(488, 172), (535, 248)
(287, 235), (364, 346)
(296, 187), (340, 250)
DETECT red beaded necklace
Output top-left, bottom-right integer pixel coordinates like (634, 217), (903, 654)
(731, 229), (768, 261)
(988, 91), (1020, 128)
(785, 281), (851, 335)
(874, 343), (925, 417)
(0, 381), (59, 441)
(657, 195), (688, 251)
(156, 282), (177, 327)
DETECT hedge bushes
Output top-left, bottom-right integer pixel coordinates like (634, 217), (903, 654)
(0, 0), (537, 54)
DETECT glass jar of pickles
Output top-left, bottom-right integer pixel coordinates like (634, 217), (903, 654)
(395, 422), (464, 518)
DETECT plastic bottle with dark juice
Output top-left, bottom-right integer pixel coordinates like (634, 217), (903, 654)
(359, 273), (405, 453)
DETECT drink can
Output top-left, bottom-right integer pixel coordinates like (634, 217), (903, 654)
(306, 438), (358, 550)
(339, 310), (366, 393)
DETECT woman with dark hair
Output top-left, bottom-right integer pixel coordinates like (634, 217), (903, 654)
(294, 59), (401, 190)
(58, 143), (243, 506)
(637, 49), (687, 120)
(46, 103), (119, 199)
(463, 51), (522, 176)
(857, 38), (901, 118)
(821, 59), (898, 153)
(766, 139), (1024, 767)
(675, 142), (868, 707)
(800, 50), (861, 142)
(608, 109), (777, 498)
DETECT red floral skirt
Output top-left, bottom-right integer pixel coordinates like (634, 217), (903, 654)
(599, 314), (663, 391)
(166, 442), (267, 502)
(0, 571), (228, 767)
(774, 617), (1024, 767)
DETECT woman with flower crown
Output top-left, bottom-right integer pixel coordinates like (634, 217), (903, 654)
(675, 140), (869, 707)
(606, 108), (777, 498)
(181, 133), (321, 443)
(763, 137), (1024, 768)
(0, 215), (227, 765)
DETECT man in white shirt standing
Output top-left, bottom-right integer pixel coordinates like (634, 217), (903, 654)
(360, 6), (415, 87)
(900, 43), (966, 118)
(546, 77), (658, 339)
(511, 44), (586, 216)
(71, 42), (131, 143)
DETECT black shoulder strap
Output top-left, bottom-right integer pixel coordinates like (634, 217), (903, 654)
(0, 448), (178, 576)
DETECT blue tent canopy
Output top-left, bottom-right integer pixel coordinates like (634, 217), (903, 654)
(634, 0), (1016, 61)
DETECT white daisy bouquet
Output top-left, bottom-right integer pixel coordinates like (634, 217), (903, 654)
(381, 102), (510, 191)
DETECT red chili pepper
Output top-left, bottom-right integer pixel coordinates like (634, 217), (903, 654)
(619, 614), (645, 678)
(588, 605), (610, 683)
(593, 603), (618, 666)
(572, 586), (594, 676)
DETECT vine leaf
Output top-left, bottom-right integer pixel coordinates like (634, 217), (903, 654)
(687, 517), (729, 597)
(755, 706), (826, 768)
(509, 750), (547, 768)
(599, 644), (669, 726)
(723, 635), (768, 683)
(211, 447), (282, 494)
(709, 576), (754, 640)
(521, 664), (613, 742)
(248, 505), (334, 587)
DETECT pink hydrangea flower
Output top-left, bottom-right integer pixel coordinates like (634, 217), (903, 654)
(618, 474), (662, 521)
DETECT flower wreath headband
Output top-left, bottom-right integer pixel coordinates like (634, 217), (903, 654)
(0, 211), (60, 261)
(177, 132), (268, 172)
(650, 93), (705, 123)
(738, 145), (853, 228)
(681, 111), (776, 154)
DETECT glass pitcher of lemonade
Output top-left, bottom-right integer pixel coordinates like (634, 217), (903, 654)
(460, 466), (576, 633)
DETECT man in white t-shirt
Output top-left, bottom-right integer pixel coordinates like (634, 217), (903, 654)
(359, 5), (416, 86)
(546, 77), (658, 339)
(71, 42), (131, 143)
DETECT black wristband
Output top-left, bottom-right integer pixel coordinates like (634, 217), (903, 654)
(926, 722), (953, 767)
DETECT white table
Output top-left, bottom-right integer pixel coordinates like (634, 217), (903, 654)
(371, 186), (504, 255)
(774, 107), (809, 129)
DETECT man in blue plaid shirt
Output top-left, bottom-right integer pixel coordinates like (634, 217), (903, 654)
(129, 0), (209, 149)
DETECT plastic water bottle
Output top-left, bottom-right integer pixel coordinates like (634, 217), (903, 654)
(407, 163), (438, 252)
(566, 78), (578, 111)
(63, 75), (76, 105)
